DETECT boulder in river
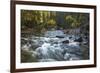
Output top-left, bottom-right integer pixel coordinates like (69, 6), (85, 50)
(56, 36), (64, 38)
(69, 36), (72, 39)
(62, 40), (69, 44)
(74, 37), (83, 42)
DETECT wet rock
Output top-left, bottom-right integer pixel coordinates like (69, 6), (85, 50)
(62, 40), (69, 44)
(84, 36), (89, 40)
(30, 44), (40, 51)
(21, 49), (38, 62)
(62, 45), (83, 56)
(83, 42), (88, 45)
(69, 36), (72, 39)
(74, 37), (83, 42)
(21, 38), (28, 46)
(56, 36), (64, 38)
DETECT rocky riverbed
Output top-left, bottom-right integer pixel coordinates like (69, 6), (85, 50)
(21, 30), (89, 62)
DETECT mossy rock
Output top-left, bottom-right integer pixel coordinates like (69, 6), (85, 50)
(21, 49), (38, 63)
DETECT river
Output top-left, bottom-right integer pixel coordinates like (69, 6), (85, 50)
(21, 30), (89, 62)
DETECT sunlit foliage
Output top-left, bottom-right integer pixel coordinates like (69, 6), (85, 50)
(21, 10), (89, 34)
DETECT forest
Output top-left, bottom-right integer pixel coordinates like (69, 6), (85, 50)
(21, 10), (89, 36)
(21, 10), (90, 63)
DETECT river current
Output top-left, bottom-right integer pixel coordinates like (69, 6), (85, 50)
(21, 30), (89, 62)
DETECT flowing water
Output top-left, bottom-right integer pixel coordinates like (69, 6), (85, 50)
(21, 30), (89, 62)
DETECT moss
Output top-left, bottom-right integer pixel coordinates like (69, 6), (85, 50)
(21, 49), (38, 63)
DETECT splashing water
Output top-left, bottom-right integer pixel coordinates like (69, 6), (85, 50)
(21, 30), (89, 62)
